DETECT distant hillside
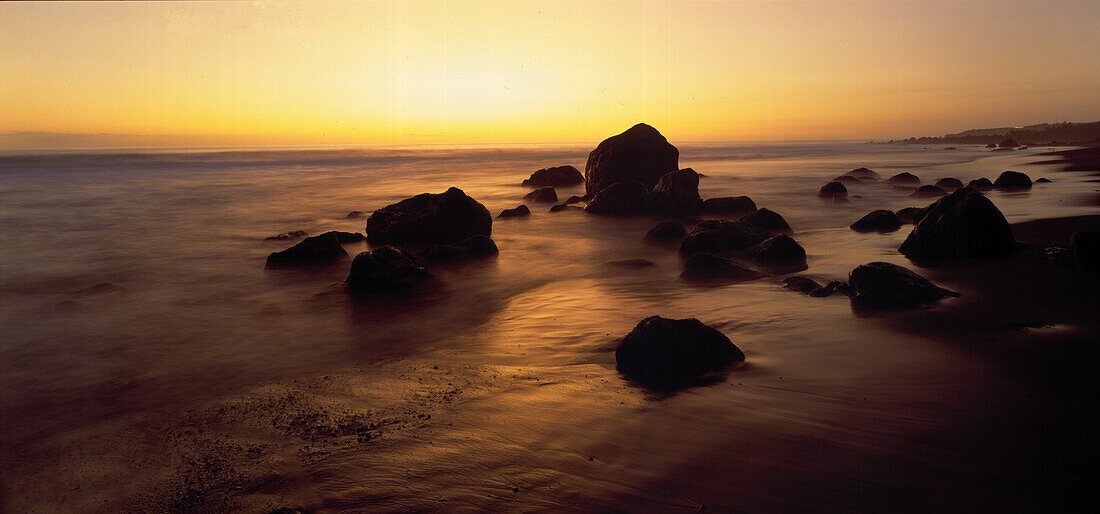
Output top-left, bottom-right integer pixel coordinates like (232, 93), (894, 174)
(894, 121), (1100, 145)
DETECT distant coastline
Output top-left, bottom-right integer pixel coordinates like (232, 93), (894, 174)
(887, 120), (1100, 146)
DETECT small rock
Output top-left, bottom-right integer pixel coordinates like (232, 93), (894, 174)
(681, 253), (763, 282)
(549, 204), (583, 213)
(264, 230), (308, 241)
(702, 196), (756, 213)
(615, 316), (745, 389)
(850, 210), (902, 233)
(910, 185), (946, 198)
(739, 208), (792, 233)
(967, 178), (994, 190)
(818, 181), (848, 199)
(848, 262), (958, 309)
(993, 170), (1032, 189)
(524, 186), (558, 203)
(749, 234), (807, 273)
(679, 220), (770, 257)
(347, 246), (433, 292)
(783, 276), (822, 294)
(833, 175), (862, 184)
(498, 205), (531, 218)
(934, 178), (963, 190)
(887, 172), (920, 185)
(266, 233), (347, 267)
(522, 165), (584, 187)
(1035, 177), (1052, 183)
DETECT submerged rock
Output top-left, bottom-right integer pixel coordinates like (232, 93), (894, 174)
(993, 170), (1032, 189)
(910, 185), (946, 198)
(783, 276), (822, 295)
(347, 246), (433, 292)
(850, 210), (902, 233)
(584, 182), (649, 215)
(266, 232), (347, 267)
(934, 178), (964, 190)
(816, 280), (851, 298)
(887, 172), (920, 185)
(833, 175), (862, 184)
(264, 230), (308, 241)
(585, 123), (679, 196)
(645, 221), (687, 241)
(818, 181), (848, 199)
(366, 187), (492, 245)
(848, 262), (958, 309)
(1072, 231), (1100, 271)
(680, 252), (763, 282)
(650, 168), (703, 214)
(522, 165), (584, 187)
(702, 196), (756, 213)
(895, 207), (927, 225)
(679, 220), (770, 257)
(548, 204), (583, 213)
(615, 316), (745, 390)
(898, 187), (1016, 262)
(498, 205), (531, 218)
(562, 195), (587, 205)
(967, 178), (994, 190)
(419, 235), (499, 264)
(739, 208), (792, 234)
(524, 186), (558, 203)
(845, 167), (881, 180)
(1035, 177), (1052, 183)
(749, 234), (807, 273)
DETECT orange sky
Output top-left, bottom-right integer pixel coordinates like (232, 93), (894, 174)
(2, 1), (1099, 148)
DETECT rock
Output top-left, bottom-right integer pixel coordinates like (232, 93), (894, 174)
(898, 187), (1016, 262)
(846, 167), (880, 179)
(934, 178), (964, 190)
(967, 178), (993, 190)
(498, 205), (531, 218)
(584, 182), (649, 215)
(585, 123), (679, 196)
(549, 204), (583, 213)
(346, 246), (433, 292)
(833, 175), (863, 184)
(815, 280), (850, 298)
(460, 234), (500, 258)
(563, 195), (587, 205)
(615, 316), (745, 389)
(320, 230), (366, 243)
(266, 233), (347, 267)
(818, 181), (848, 199)
(783, 276), (822, 294)
(606, 259), (657, 268)
(264, 230), (308, 241)
(993, 170), (1032, 189)
(650, 168), (703, 214)
(945, 147), (957, 150)
(679, 220), (770, 257)
(524, 186), (558, 203)
(522, 165), (584, 187)
(910, 185), (946, 198)
(999, 138), (1019, 148)
(986, 143), (998, 148)
(702, 196), (756, 213)
(887, 172), (920, 184)
(848, 262), (958, 309)
(895, 207), (927, 225)
(645, 221), (687, 241)
(366, 187), (492, 245)
(680, 253), (763, 282)
(749, 234), (807, 272)
(1035, 177), (1052, 183)
(850, 210), (903, 233)
(346, 211), (366, 219)
(739, 208), (792, 233)
(419, 235), (499, 264)
(1072, 231), (1100, 271)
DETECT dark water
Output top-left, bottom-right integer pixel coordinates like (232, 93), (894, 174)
(0, 142), (1095, 511)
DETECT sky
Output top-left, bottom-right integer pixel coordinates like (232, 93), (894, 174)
(2, 0), (1099, 148)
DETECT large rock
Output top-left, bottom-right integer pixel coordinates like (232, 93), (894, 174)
(702, 196), (756, 213)
(993, 170), (1032, 189)
(645, 221), (687, 241)
(848, 262), (958, 309)
(420, 235), (499, 265)
(749, 234), (807, 272)
(739, 208), (792, 234)
(615, 316), (745, 389)
(650, 168), (703, 214)
(1072, 231), (1100, 271)
(584, 182), (649, 215)
(898, 187), (1016, 262)
(584, 123), (679, 196)
(850, 210), (902, 233)
(346, 246), (433, 292)
(818, 181), (848, 199)
(366, 187), (492, 245)
(522, 165), (584, 187)
(266, 232), (348, 267)
(679, 220), (770, 257)
(934, 178), (963, 190)
(680, 253), (763, 282)
(524, 186), (558, 203)
(967, 178), (993, 190)
(887, 172), (920, 185)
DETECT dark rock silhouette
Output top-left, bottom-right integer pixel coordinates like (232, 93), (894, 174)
(549, 204), (583, 213)
(934, 178), (964, 190)
(366, 187), (492, 245)
(818, 181), (848, 199)
(346, 246), (433, 292)
(584, 123), (679, 196)
(999, 138), (1019, 148)
(848, 262), (958, 309)
(320, 230), (367, 243)
(967, 178), (994, 190)
(899, 187), (1016, 262)
(740, 208), (792, 234)
(606, 258), (657, 268)
(851, 210), (903, 233)
(584, 182), (649, 215)
(1036, 177), (1052, 183)
(498, 205), (531, 218)
(266, 232), (347, 267)
(524, 186), (558, 203)
(562, 195), (587, 205)
(749, 234), (808, 273)
(264, 230), (308, 241)
(783, 276), (822, 294)
(346, 211), (366, 219)
(681, 253), (764, 282)
(833, 175), (862, 184)
(1072, 231), (1099, 271)
(420, 235), (499, 264)
(615, 316), (744, 390)
(993, 170), (1032, 189)
(895, 207), (927, 225)
(645, 221), (687, 241)
(679, 220), (770, 257)
(650, 168), (703, 214)
(887, 172), (920, 184)
(911, 185), (946, 198)
(845, 167), (881, 180)
(702, 196), (756, 213)
(985, 143), (998, 148)
(522, 165), (584, 187)
(816, 280), (851, 298)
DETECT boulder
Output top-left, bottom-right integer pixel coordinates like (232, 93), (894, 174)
(910, 185), (946, 198)
(848, 262), (958, 309)
(266, 232), (347, 267)
(645, 221), (687, 241)
(585, 123), (679, 196)
(999, 138), (1019, 148)
(818, 181), (848, 199)
(783, 276), (822, 295)
(846, 167), (881, 180)
(346, 211), (366, 219)
(967, 178), (993, 190)
(346, 246), (433, 292)
(366, 187), (492, 245)
(498, 205), (531, 218)
(549, 204), (583, 213)
(850, 210), (903, 233)
(1035, 177), (1052, 183)
(320, 230), (367, 243)
(749, 234), (808, 272)
(1072, 231), (1100, 271)
(524, 186), (558, 203)
(419, 235), (499, 264)
(522, 165), (584, 187)
(584, 182), (649, 215)
(934, 178), (964, 190)
(895, 207), (926, 225)
(681, 253), (763, 282)
(264, 230), (308, 241)
(898, 187), (1016, 262)
(702, 196), (756, 213)
(650, 168), (703, 214)
(679, 220), (770, 257)
(739, 208), (792, 234)
(993, 170), (1032, 189)
(887, 172), (920, 185)
(562, 195), (587, 205)
(615, 316), (745, 389)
